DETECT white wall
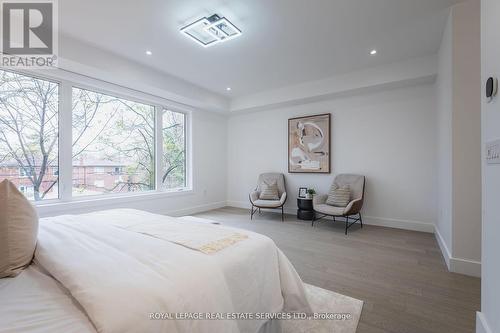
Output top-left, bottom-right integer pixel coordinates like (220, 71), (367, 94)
(227, 83), (437, 232)
(451, 0), (482, 267)
(478, 0), (500, 331)
(435, 0), (482, 277)
(435, 11), (454, 260)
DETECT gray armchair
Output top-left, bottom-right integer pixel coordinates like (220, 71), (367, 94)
(249, 173), (287, 221)
(312, 174), (366, 234)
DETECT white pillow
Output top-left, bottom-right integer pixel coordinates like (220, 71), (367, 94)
(0, 180), (38, 278)
(326, 184), (351, 207)
(259, 181), (280, 200)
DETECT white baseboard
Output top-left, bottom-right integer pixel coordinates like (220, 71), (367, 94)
(226, 200), (434, 232)
(450, 257), (481, 277)
(363, 215), (434, 233)
(166, 201), (227, 217)
(434, 227), (452, 269)
(434, 227), (481, 277)
(476, 312), (493, 333)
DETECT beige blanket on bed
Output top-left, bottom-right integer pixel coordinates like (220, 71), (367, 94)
(110, 220), (248, 254)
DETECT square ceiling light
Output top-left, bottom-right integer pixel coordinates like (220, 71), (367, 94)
(180, 14), (242, 47)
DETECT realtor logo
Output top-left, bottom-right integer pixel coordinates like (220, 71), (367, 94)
(1, 0), (58, 67)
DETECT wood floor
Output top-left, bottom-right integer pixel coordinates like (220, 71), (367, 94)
(193, 207), (480, 333)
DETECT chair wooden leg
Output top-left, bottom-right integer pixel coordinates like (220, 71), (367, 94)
(258, 208), (261, 214)
(311, 212), (315, 227)
(345, 216), (349, 235)
(359, 213), (363, 228)
(281, 206), (284, 222)
(250, 206), (255, 220)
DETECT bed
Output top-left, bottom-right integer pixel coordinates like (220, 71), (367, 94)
(0, 209), (311, 333)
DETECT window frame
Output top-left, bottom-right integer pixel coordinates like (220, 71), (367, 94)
(159, 108), (189, 191)
(0, 68), (192, 207)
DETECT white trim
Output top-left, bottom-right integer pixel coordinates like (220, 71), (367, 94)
(226, 200), (434, 232)
(450, 257), (481, 277)
(434, 227), (481, 277)
(154, 106), (164, 190)
(36, 189), (194, 217)
(476, 312), (493, 333)
(58, 80), (73, 201)
(362, 215), (434, 233)
(434, 226), (452, 269)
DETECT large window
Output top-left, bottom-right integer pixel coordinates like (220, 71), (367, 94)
(0, 70), (59, 201)
(72, 88), (155, 197)
(0, 69), (190, 202)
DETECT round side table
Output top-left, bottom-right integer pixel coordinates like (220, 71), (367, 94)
(297, 198), (315, 220)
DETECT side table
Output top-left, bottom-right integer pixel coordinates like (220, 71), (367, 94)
(297, 198), (314, 220)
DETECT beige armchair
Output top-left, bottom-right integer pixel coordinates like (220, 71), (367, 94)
(249, 173), (287, 221)
(312, 174), (366, 234)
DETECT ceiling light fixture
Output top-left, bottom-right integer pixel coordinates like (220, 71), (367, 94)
(370, 49), (377, 55)
(146, 50), (152, 55)
(180, 14), (242, 47)
(226, 87), (232, 91)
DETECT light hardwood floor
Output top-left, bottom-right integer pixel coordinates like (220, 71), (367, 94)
(193, 207), (480, 333)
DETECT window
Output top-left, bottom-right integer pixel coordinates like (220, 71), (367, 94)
(0, 70), (59, 201)
(162, 110), (186, 189)
(72, 87), (155, 197)
(0, 69), (190, 203)
(93, 167), (105, 174)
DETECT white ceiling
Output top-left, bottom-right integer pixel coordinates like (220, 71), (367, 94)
(60, 0), (463, 98)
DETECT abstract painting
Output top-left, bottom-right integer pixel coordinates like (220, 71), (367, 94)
(288, 113), (330, 173)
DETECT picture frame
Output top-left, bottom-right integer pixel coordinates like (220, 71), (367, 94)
(298, 187), (308, 198)
(288, 113), (331, 173)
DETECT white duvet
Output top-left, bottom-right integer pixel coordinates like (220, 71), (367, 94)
(32, 209), (311, 333)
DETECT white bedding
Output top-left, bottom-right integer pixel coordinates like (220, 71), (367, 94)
(0, 264), (96, 333)
(4, 209), (310, 333)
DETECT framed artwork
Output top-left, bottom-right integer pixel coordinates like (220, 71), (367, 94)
(288, 113), (331, 173)
(298, 187), (308, 198)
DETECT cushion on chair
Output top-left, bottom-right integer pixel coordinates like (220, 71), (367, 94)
(252, 199), (283, 208)
(314, 204), (346, 216)
(326, 185), (351, 207)
(259, 181), (279, 200)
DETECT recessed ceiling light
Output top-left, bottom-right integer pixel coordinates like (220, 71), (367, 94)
(181, 14), (242, 47)
(226, 87), (232, 91)
(146, 50), (152, 55)
(370, 49), (377, 55)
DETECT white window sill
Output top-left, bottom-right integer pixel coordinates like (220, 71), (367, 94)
(35, 188), (194, 214)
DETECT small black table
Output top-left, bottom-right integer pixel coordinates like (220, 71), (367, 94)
(297, 198), (314, 220)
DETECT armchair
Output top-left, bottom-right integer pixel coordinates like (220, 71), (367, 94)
(312, 174), (366, 234)
(249, 173), (287, 221)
